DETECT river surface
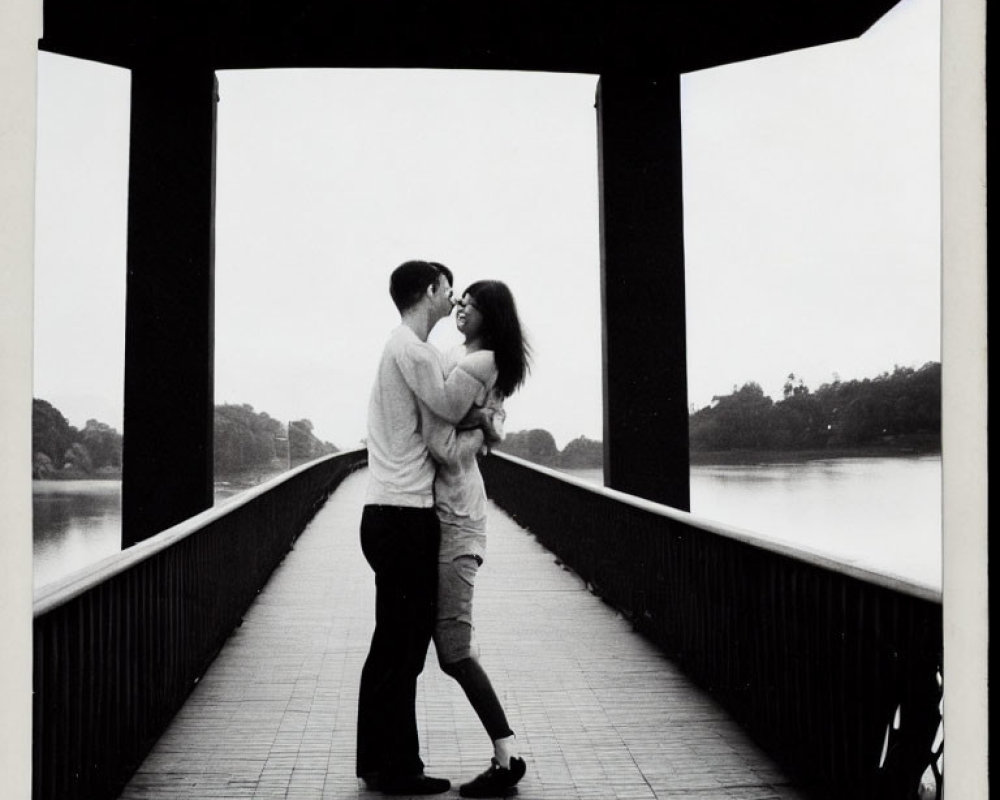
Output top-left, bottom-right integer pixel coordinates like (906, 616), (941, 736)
(32, 454), (941, 591)
(32, 479), (247, 589)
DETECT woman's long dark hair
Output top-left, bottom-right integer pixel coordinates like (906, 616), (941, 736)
(464, 280), (531, 398)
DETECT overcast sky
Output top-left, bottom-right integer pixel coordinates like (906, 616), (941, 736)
(33, 0), (940, 451)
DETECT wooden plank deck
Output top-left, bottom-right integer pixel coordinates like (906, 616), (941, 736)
(119, 469), (806, 800)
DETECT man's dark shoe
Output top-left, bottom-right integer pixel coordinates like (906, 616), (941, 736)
(379, 773), (451, 795)
(459, 757), (526, 798)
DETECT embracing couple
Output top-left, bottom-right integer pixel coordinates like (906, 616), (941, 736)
(357, 260), (531, 797)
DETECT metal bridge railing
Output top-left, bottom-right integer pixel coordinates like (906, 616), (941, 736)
(32, 448), (368, 800)
(33, 448), (941, 800)
(481, 451), (943, 800)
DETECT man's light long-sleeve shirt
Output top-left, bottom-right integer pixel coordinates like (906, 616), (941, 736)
(365, 325), (485, 507)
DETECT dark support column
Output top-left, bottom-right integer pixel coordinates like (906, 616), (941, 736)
(122, 67), (217, 547)
(597, 74), (690, 510)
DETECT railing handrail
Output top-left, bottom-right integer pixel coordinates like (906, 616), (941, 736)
(490, 450), (942, 604)
(33, 448), (365, 617)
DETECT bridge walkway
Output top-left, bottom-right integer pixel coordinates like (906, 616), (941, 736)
(119, 469), (804, 800)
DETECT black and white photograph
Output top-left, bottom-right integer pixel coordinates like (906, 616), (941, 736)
(1, 0), (988, 799)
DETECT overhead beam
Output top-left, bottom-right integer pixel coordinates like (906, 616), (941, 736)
(39, 0), (901, 74)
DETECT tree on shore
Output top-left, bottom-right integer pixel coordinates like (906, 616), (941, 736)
(289, 418), (339, 467)
(496, 429), (560, 466)
(81, 419), (123, 470)
(214, 404), (287, 474)
(32, 399), (78, 475)
(32, 399), (123, 477)
(214, 405), (337, 475)
(559, 435), (604, 468)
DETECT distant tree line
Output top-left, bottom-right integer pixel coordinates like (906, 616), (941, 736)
(32, 398), (338, 479)
(497, 362), (941, 468)
(214, 404), (338, 475)
(495, 430), (604, 469)
(32, 399), (123, 478)
(32, 363), (940, 478)
(689, 362), (941, 453)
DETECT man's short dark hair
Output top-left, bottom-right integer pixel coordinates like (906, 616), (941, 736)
(389, 260), (454, 312)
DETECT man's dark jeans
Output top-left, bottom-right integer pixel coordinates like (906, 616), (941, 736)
(356, 504), (441, 779)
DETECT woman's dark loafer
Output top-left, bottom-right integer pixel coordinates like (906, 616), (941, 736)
(459, 757), (526, 798)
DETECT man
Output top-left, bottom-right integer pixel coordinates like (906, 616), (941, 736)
(357, 259), (488, 796)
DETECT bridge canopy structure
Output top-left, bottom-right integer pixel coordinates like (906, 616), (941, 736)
(40, 0), (899, 73)
(37, 0), (901, 544)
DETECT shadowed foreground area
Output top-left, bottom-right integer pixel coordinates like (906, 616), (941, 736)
(119, 469), (803, 800)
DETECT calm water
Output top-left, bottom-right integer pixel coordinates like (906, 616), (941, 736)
(32, 455), (942, 590)
(32, 479), (251, 588)
(33, 480), (124, 588)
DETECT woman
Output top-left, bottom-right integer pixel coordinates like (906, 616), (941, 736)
(422, 280), (531, 798)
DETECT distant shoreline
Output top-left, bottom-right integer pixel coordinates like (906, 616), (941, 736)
(555, 435), (941, 471)
(690, 440), (941, 466)
(32, 468), (287, 484)
(33, 438), (941, 480)
(33, 470), (122, 482)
